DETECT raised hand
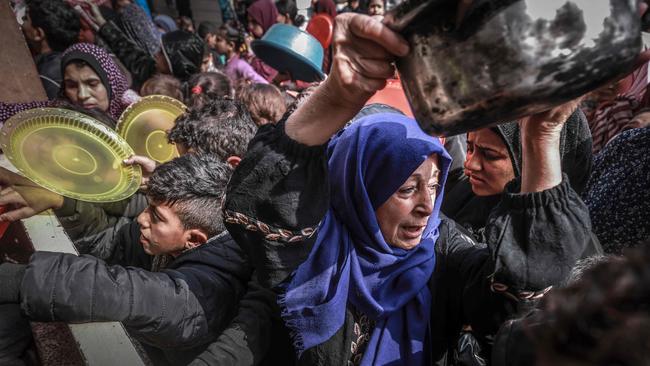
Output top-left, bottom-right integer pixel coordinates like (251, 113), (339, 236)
(518, 99), (582, 193)
(285, 13), (409, 146)
(123, 155), (157, 191)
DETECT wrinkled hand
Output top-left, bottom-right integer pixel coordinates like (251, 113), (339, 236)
(123, 155), (156, 191)
(518, 99), (582, 193)
(0, 185), (64, 222)
(519, 98), (582, 141)
(0, 167), (38, 189)
(327, 13), (409, 109)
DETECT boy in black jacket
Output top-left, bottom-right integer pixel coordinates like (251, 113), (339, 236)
(0, 154), (253, 365)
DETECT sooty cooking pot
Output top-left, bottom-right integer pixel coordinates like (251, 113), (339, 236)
(385, 0), (641, 135)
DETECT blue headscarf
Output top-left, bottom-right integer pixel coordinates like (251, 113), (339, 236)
(280, 113), (452, 365)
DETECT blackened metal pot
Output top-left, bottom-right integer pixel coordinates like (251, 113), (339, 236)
(386, 0), (641, 135)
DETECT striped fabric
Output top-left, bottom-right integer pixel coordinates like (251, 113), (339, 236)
(588, 62), (650, 154)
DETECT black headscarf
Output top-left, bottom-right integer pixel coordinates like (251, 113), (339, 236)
(161, 30), (205, 81)
(441, 108), (593, 241)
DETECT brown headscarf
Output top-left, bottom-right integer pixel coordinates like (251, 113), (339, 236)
(247, 0), (279, 34)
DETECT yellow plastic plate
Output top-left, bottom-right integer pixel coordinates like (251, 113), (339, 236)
(117, 95), (187, 163)
(0, 108), (142, 203)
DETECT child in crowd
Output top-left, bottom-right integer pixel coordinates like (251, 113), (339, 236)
(0, 153), (255, 365)
(200, 43), (221, 73)
(169, 98), (257, 165)
(177, 15), (195, 33)
(185, 71), (234, 108)
(0, 100), (256, 257)
(198, 20), (221, 51)
(215, 24), (268, 85)
(140, 74), (184, 100)
(238, 83), (286, 126)
(198, 21), (226, 69)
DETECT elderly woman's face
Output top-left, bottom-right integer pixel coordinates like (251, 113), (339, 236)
(376, 155), (440, 250)
(63, 64), (109, 112)
(464, 129), (515, 196)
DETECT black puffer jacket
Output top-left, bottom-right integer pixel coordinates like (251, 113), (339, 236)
(19, 227), (252, 364)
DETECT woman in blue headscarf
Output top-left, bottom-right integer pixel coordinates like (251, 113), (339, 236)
(223, 13), (599, 365)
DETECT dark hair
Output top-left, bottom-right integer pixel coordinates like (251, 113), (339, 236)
(184, 72), (233, 108)
(217, 24), (247, 54)
(276, 0), (305, 27)
(197, 20), (220, 39)
(168, 98), (256, 159)
(237, 83), (286, 126)
(140, 74), (183, 100)
(26, 0), (80, 52)
(531, 244), (650, 366)
(177, 15), (195, 32)
(147, 153), (231, 237)
(161, 30), (205, 81)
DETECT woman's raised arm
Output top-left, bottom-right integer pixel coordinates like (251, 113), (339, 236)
(284, 14), (409, 146)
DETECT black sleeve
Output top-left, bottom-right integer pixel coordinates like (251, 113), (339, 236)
(442, 177), (601, 338)
(188, 279), (280, 366)
(20, 252), (212, 348)
(223, 120), (330, 288)
(97, 20), (156, 88)
(484, 176), (601, 293)
(0, 303), (32, 365)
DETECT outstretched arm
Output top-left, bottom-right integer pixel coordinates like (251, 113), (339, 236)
(284, 14), (409, 146)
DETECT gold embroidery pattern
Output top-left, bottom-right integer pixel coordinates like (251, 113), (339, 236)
(223, 209), (318, 243)
(348, 308), (375, 366)
(490, 278), (552, 302)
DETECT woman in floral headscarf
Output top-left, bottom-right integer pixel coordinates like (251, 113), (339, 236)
(117, 3), (161, 57)
(0, 43), (129, 126)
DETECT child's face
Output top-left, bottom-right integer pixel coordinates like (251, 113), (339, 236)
(368, 0), (385, 16)
(206, 34), (218, 49)
(201, 53), (213, 72)
(215, 36), (231, 55)
(137, 202), (191, 256)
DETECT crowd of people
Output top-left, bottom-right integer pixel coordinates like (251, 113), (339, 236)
(0, 0), (649, 365)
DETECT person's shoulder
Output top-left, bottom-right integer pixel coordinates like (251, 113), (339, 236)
(170, 231), (250, 272)
(436, 215), (484, 254)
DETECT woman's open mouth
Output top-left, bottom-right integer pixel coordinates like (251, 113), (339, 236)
(401, 225), (426, 239)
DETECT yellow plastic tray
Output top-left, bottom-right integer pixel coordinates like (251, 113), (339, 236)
(0, 108), (142, 202)
(117, 95), (187, 163)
